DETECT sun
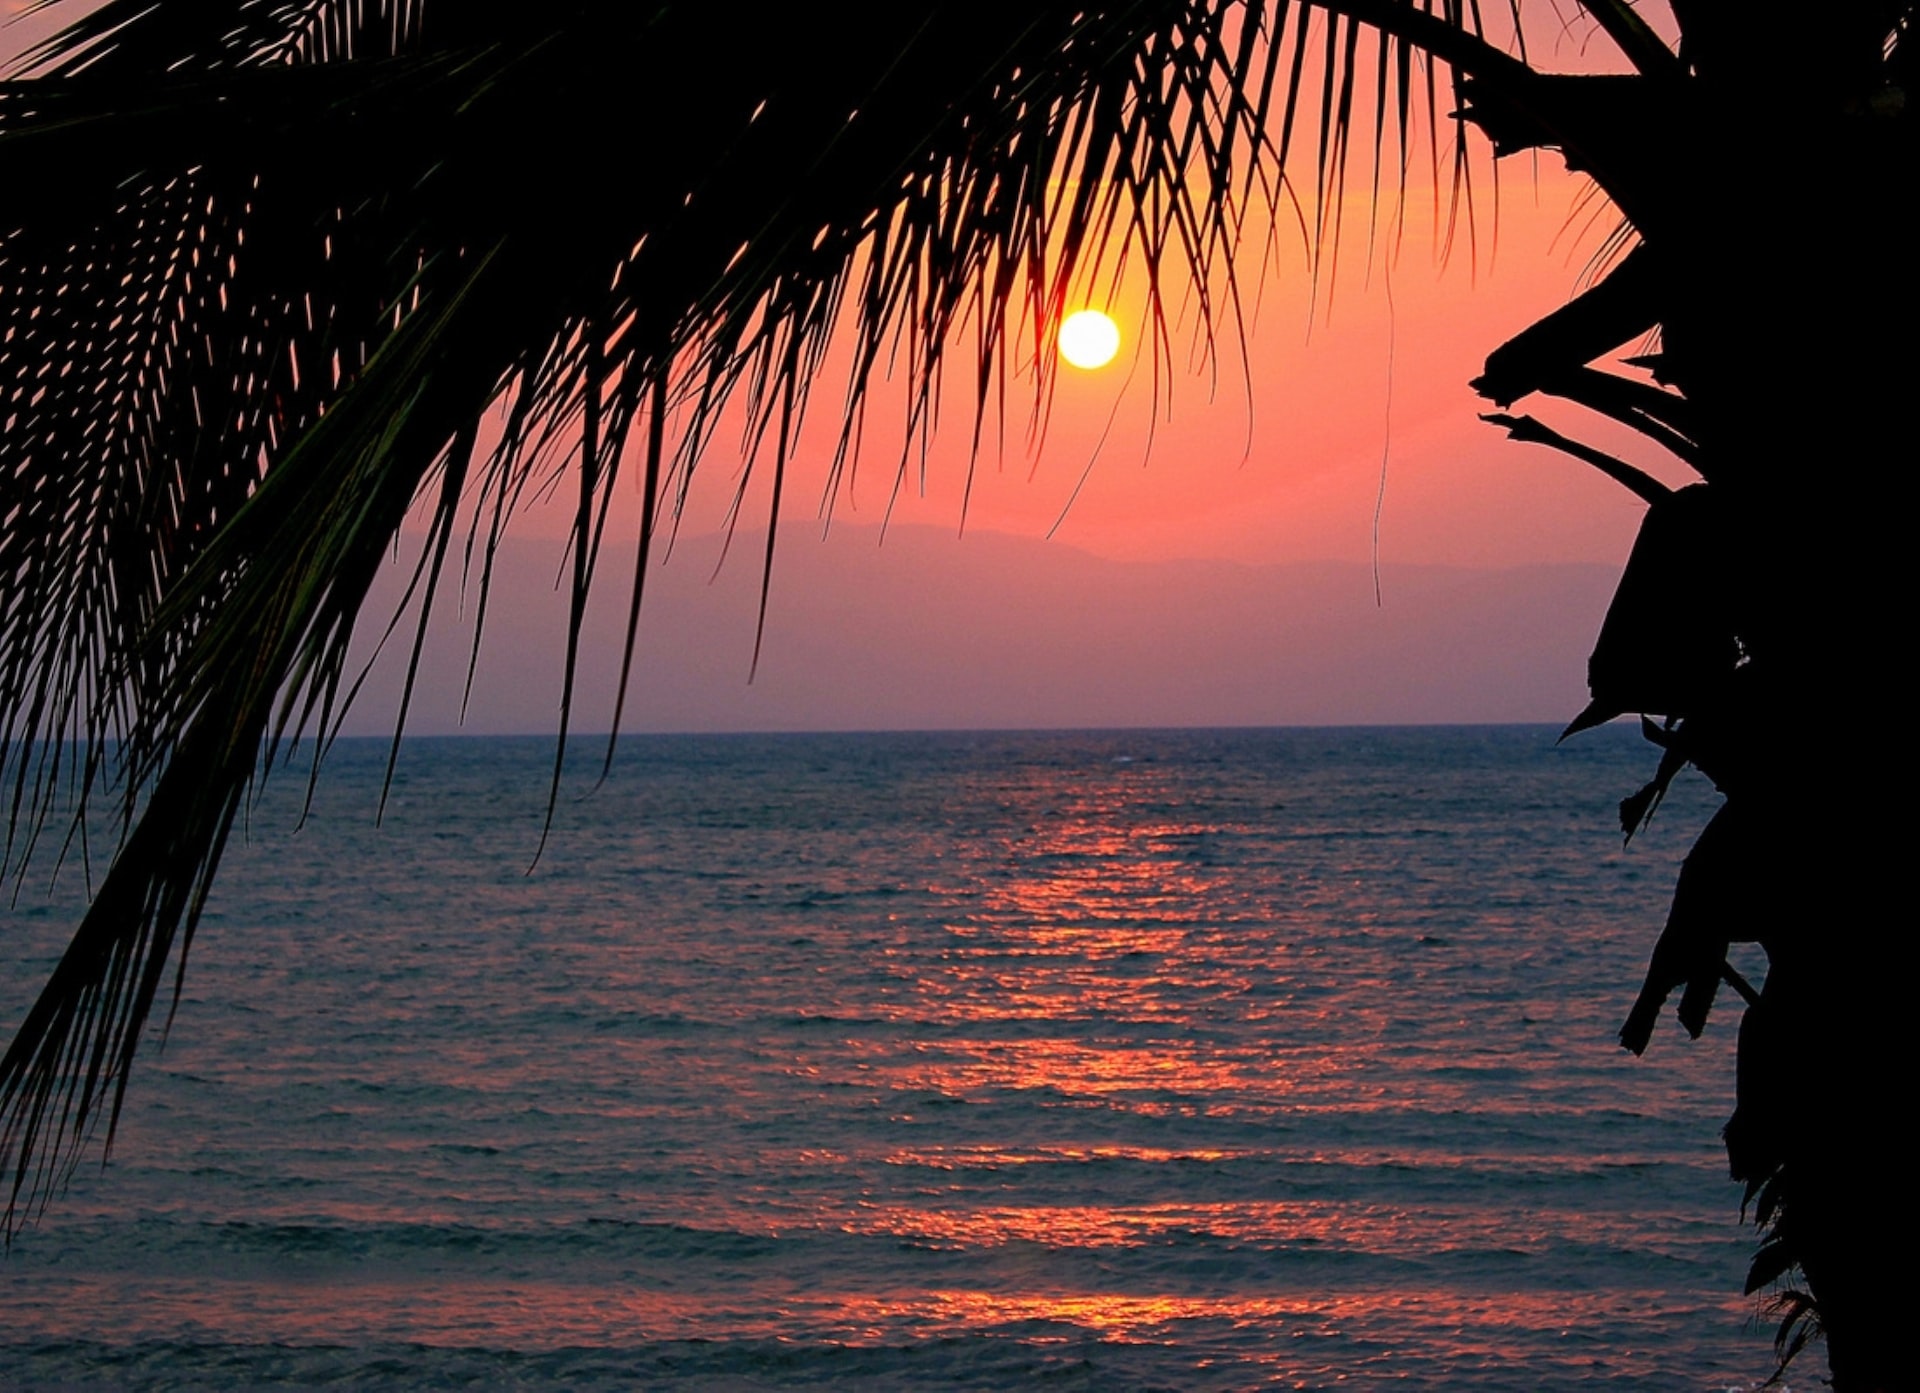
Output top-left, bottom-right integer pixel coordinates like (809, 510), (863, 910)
(1058, 309), (1121, 370)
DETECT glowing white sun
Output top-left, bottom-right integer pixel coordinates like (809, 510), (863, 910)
(1058, 309), (1121, 369)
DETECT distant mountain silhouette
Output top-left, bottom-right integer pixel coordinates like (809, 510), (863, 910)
(344, 524), (1622, 734)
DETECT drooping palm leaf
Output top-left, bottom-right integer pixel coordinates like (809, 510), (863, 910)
(1, 0), (1560, 1229)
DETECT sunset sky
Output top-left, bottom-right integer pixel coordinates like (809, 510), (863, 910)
(337, 154), (1676, 736)
(2, 3), (1686, 732)
(657, 167), (1673, 573)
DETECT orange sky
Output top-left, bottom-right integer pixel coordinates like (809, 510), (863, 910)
(483, 144), (1697, 590)
(628, 163), (1682, 572)
(2, 2), (1687, 574)
(477, 6), (1687, 576)
(5, 5), (1695, 730)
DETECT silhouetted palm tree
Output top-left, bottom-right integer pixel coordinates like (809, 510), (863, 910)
(2, 3), (1911, 1385)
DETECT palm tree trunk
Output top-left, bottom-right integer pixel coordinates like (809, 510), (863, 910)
(1452, 13), (1916, 1375)
(1671, 141), (1915, 1388)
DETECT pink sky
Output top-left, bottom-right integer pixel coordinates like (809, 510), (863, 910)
(6, 5), (1688, 730)
(469, 5), (1684, 577)
(3, 2), (1678, 567)
(601, 164), (1676, 573)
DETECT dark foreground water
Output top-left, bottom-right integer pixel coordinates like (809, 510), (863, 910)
(2, 727), (1785, 1389)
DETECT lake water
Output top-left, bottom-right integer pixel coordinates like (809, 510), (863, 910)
(0, 727), (1785, 1388)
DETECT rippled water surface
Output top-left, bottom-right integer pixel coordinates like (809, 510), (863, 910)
(2, 727), (1780, 1388)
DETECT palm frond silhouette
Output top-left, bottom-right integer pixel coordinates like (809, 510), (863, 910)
(2, 3), (1910, 1384)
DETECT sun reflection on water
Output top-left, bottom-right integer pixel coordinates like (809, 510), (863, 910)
(0, 730), (1757, 1386)
(851, 768), (1312, 1111)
